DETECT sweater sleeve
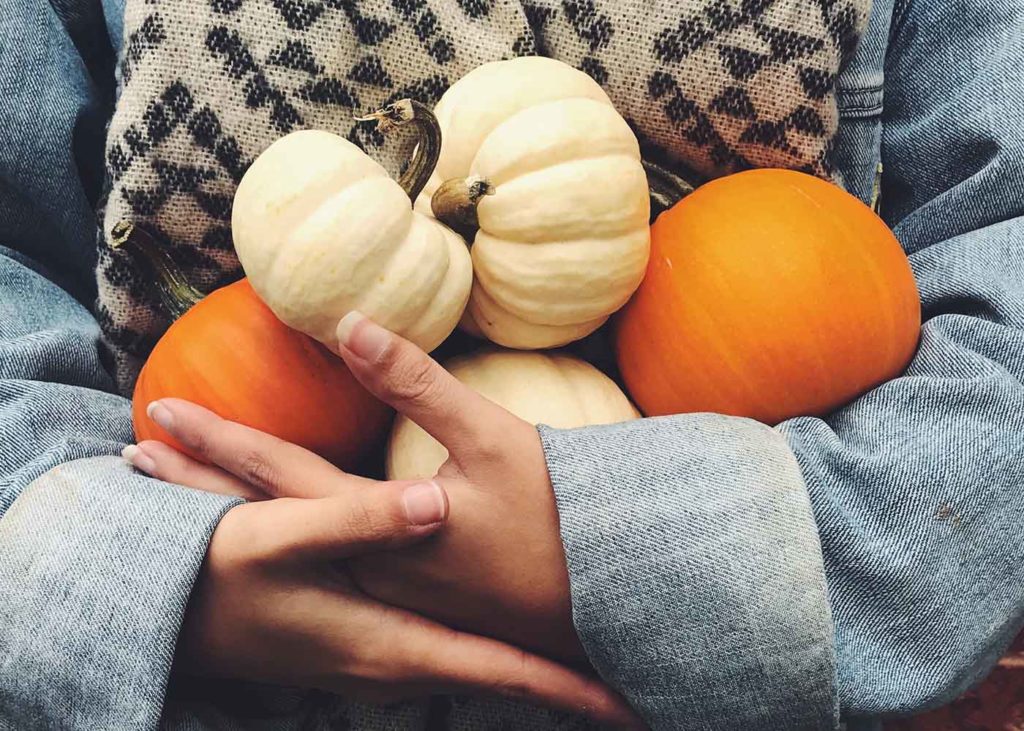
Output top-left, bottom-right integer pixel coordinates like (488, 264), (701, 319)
(783, 0), (1024, 718)
(0, 247), (241, 730)
(540, 417), (836, 731)
(0, 4), (241, 729)
(540, 1), (1024, 728)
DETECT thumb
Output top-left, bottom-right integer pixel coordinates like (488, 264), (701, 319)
(272, 479), (450, 560)
(334, 312), (517, 456)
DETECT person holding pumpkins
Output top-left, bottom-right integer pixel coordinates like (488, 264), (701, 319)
(1, 1), (1022, 731)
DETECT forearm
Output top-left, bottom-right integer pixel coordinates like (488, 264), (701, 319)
(544, 1), (1024, 726)
(784, 293), (1024, 715)
(541, 417), (837, 731)
(0, 459), (238, 729)
(783, 0), (1024, 714)
(0, 246), (244, 729)
(0, 5), (244, 724)
(0, 1), (114, 303)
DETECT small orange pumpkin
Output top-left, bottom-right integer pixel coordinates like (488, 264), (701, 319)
(615, 169), (921, 425)
(116, 223), (391, 468)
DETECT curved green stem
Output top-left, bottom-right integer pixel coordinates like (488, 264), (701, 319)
(356, 99), (442, 202)
(110, 220), (203, 319)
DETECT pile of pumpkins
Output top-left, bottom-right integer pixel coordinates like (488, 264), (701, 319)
(125, 56), (921, 479)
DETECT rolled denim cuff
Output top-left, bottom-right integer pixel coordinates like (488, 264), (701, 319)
(540, 414), (837, 731)
(0, 456), (241, 730)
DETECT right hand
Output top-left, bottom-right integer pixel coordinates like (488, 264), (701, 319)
(132, 432), (639, 727)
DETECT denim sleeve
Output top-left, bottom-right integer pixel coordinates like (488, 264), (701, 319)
(541, 2), (1024, 729)
(0, 248), (242, 730)
(540, 418), (836, 731)
(0, 3), (240, 729)
(784, 0), (1024, 719)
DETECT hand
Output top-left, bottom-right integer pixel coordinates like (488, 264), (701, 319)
(336, 312), (584, 663)
(124, 398), (638, 727)
(130, 314), (582, 662)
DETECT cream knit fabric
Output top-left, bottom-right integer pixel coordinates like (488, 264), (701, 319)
(99, 0), (870, 393)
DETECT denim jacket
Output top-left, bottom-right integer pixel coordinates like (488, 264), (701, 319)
(1, 1), (1022, 730)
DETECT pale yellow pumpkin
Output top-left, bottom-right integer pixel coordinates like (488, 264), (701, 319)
(232, 101), (471, 352)
(386, 349), (639, 480)
(421, 57), (651, 350)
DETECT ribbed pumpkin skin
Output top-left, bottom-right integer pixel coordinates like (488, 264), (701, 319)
(615, 169), (921, 425)
(386, 349), (638, 480)
(132, 279), (391, 468)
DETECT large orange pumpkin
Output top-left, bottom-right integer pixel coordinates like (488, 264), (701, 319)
(615, 169), (921, 425)
(116, 223), (391, 468)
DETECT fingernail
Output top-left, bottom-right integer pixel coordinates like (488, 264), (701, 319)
(147, 401), (174, 431)
(122, 444), (157, 475)
(402, 481), (448, 526)
(336, 311), (390, 361)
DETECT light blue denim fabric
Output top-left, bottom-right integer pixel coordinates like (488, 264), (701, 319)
(544, 1), (1024, 729)
(1, 1), (1022, 731)
(0, 2), (241, 729)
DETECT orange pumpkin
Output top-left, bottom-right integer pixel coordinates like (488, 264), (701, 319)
(116, 223), (391, 468)
(615, 169), (921, 425)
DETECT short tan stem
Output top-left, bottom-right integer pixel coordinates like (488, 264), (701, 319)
(356, 99), (441, 202)
(110, 221), (203, 319)
(430, 175), (495, 241)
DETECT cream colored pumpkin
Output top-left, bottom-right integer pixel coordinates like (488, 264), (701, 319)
(420, 56), (652, 350)
(386, 349), (639, 480)
(232, 107), (472, 352)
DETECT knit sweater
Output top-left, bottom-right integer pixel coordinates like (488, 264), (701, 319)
(96, 0), (869, 392)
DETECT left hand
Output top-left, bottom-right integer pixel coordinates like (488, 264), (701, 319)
(127, 313), (585, 663)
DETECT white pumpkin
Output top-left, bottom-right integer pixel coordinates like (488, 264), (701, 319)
(421, 57), (651, 350)
(386, 349), (639, 480)
(232, 101), (472, 352)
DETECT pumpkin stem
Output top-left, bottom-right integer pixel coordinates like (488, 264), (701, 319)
(642, 159), (698, 220)
(870, 162), (884, 215)
(356, 99), (441, 203)
(110, 220), (204, 319)
(430, 175), (495, 241)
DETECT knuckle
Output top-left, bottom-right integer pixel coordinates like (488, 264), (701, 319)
(493, 664), (533, 700)
(384, 353), (443, 408)
(470, 646), (535, 700)
(188, 428), (215, 460)
(236, 450), (278, 492)
(459, 416), (527, 467)
(344, 498), (398, 542)
(189, 419), (236, 462)
(509, 650), (534, 694)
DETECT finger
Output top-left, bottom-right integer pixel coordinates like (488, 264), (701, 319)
(266, 480), (449, 559)
(395, 621), (644, 729)
(144, 398), (376, 497)
(124, 441), (267, 501)
(335, 312), (518, 455)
